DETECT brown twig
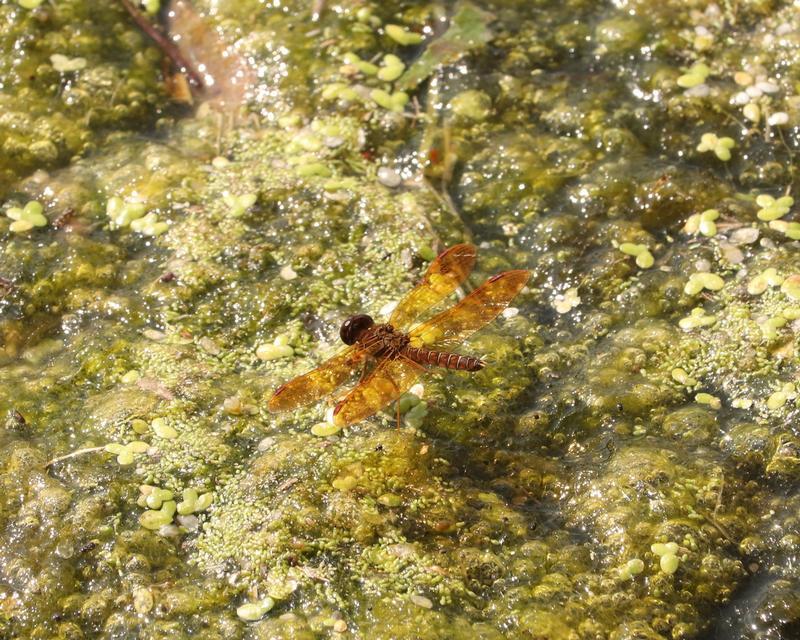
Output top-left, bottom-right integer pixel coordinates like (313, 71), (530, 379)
(0, 276), (14, 299)
(118, 0), (203, 88)
(45, 446), (106, 469)
(52, 207), (76, 229)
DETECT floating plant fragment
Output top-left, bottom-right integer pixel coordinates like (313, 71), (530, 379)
(677, 62), (710, 88)
(237, 598), (275, 622)
(5, 201), (47, 233)
(50, 54), (87, 72)
(618, 242), (655, 268)
(756, 194), (793, 221)
(396, 2), (495, 90)
(553, 287), (580, 313)
(376, 54), (405, 81)
(385, 24), (423, 46)
(684, 209), (719, 237)
(684, 272), (725, 295)
(222, 191), (257, 217)
(696, 133), (735, 161)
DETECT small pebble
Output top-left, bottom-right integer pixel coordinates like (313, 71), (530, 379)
(279, 265), (298, 280)
(409, 594), (433, 609)
(729, 227), (759, 245)
(743, 103), (760, 123)
(377, 167), (402, 188)
(133, 587), (154, 614)
(768, 112), (789, 126)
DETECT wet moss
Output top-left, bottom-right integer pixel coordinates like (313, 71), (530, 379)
(2, 0), (800, 637)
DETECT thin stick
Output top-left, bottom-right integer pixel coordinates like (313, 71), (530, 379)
(45, 446), (105, 469)
(118, 0), (203, 88)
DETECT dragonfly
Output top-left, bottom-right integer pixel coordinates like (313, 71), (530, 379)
(268, 244), (530, 427)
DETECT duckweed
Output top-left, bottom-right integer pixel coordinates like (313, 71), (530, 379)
(341, 52), (379, 76)
(370, 88), (409, 112)
(105, 441), (148, 466)
(256, 343), (294, 360)
(618, 242), (654, 268)
(679, 308), (717, 331)
(697, 133), (736, 161)
(748, 268), (784, 295)
(684, 272), (725, 295)
(377, 493), (403, 507)
(619, 558), (645, 579)
(671, 368), (698, 386)
(695, 393), (721, 410)
(140, 500), (177, 530)
(222, 192), (257, 217)
(385, 24), (423, 46)
(677, 63), (710, 88)
(766, 390), (788, 410)
(6, 201), (47, 232)
(781, 275), (800, 300)
(4, 0), (800, 637)
(756, 194), (793, 221)
(50, 54), (87, 73)
(107, 197), (147, 229)
(311, 422), (342, 437)
(660, 553), (680, 575)
(377, 54), (405, 82)
(139, 486), (174, 509)
(151, 418), (178, 439)
(236, 598), (275, 622)
(770, 220), (800, 240)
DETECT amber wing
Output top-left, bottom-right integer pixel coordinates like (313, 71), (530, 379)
(332, 356), (422, 427)
(408, 270), (531, 351)
(268, 344), (366, 412)
(389, 243), (477, 331)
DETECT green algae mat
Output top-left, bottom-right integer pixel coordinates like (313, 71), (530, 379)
(2, 0), (800, 638)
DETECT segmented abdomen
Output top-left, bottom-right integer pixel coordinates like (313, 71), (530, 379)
(403, 346), (484, 371)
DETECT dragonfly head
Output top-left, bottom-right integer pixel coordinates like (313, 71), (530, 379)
(340, 314), (374, 345)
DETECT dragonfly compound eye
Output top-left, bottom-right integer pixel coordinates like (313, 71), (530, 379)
(340, 314), (375, 345)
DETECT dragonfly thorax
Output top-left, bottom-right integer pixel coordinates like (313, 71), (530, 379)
(363, 323), (410, 356)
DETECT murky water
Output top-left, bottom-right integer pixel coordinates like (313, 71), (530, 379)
(1, 0), (800, 638)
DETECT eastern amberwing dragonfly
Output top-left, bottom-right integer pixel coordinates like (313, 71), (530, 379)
(268, 244), (530, 427)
